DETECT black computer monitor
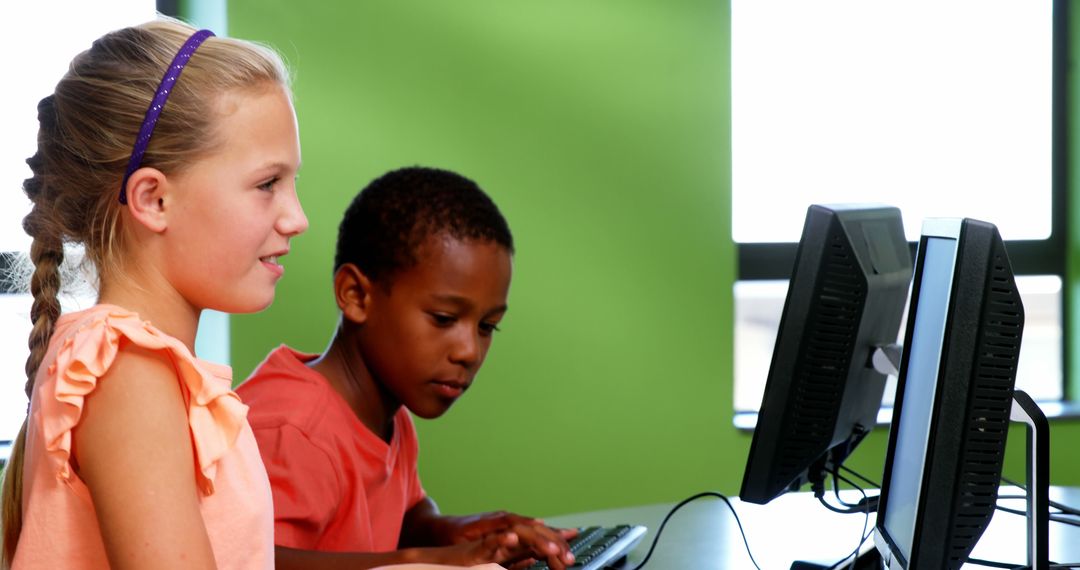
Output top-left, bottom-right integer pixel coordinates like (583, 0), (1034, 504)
(740, 204), (913, 505)
(873, 218), (1024, 569)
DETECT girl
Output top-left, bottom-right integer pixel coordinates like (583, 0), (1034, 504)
(0, 18), (307, 569)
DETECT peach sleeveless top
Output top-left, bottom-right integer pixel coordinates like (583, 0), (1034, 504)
(12, 304), (273, 569)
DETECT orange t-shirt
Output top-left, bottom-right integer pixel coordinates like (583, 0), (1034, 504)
(237, 345), (427, 552)
(12, 304), (274, 569)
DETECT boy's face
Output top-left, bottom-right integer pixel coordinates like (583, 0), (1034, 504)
(359, 234), (512, 419)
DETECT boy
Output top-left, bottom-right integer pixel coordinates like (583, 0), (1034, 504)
(237, 167), (576, 570)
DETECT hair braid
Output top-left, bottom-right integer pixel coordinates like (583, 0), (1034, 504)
(1, 94), (65, 569)
(25, 237), (63, 390)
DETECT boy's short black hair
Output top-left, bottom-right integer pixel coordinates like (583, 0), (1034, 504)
(335, 166), (514, 282)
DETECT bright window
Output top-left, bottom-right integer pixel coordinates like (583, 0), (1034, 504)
(731, 0), (1052, 244)
(731, 0), (1060, 414)
(0, 1), (158, 446)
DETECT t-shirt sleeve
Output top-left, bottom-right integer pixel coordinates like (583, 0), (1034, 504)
(251, 423), (341, 549)
(406, 454), (426, 510)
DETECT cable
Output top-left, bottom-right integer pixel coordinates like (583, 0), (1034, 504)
(996, 495), (1076, 519)
(824, 471), (873, 570)
(817, 470), (878, 515)
(965, 557), (1026, 569)
(993, 494), (1080, 520)
(831, 468), (862, 509)
(994, 503), (1080, 528)
(838, 465), (880, 489)
(1000, 476), (1080, 517)
(628, 492), (761, 570)
(631, 477), (883, 570)
(969, 561), (1080, 569)
(829, 469), (879, 512)
(998, 495), (1069, 515)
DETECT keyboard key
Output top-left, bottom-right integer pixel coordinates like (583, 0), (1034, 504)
(526, 524), (646, 570)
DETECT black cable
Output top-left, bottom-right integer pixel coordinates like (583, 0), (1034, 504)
(1048, 514), (1080, 526)
(816, 471), (877, 515)
(1048, 514), (1080, 527)
(997, 479), (1080, 518)
(824, 471), (872, 570)
(831, 468), (862, 509)
(997, 495), (1072, 517)
(969, 559), (1080, 570)
(965, 557), (1026, 569)
(994, 503), (1080, 528)
(818, 493), (866, 515)
(628, 492), (761, 570)
(838, 465), (880, 489)
(831, 470), (877, 508)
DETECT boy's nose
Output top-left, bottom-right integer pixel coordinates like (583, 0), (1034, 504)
(449, 331), (481, 369)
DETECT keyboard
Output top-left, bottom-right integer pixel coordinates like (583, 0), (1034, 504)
(527, 524), (648, 570)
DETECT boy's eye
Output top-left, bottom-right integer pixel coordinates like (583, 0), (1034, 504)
(430, 313), (456, 327)
(257, 176), (280, 192)
(479, 322), (502, 336)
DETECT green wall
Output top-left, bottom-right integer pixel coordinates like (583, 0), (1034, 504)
(225, 0), (1080, 518)
(227, 0), (735, 517)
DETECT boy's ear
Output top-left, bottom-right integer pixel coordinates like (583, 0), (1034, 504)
(123, 167), (168, 233)
(334, 263), (374, 324)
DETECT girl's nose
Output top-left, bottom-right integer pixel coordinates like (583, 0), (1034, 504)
(277, 188), (309, 237)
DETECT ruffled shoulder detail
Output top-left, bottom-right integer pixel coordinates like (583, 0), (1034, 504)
(39, 304), (244, 495)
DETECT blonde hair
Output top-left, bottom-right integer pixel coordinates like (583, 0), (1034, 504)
(0, 18), (289, 567)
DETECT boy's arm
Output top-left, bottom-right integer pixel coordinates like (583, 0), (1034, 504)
(399, 496), (452, 546)
(401, 497), (577, 568)
(275, 532), (532, 570)
(276, 545), (423, 570)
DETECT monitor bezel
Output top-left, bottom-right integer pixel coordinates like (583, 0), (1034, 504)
(873, 219), (961, 569)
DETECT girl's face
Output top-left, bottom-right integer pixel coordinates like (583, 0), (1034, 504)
(161, 84), (308, 314)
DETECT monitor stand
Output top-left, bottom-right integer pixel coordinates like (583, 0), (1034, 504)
(795, 390), (1048, 570)
(1006, 389), (1049, 570)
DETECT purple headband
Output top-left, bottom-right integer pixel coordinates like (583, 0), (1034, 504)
(119, 29), (215, 204)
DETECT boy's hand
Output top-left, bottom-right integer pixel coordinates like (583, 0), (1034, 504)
(439, 512), (578, 569)
(434, 525), (575, 570)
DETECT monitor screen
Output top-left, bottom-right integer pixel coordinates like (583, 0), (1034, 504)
(740, 204), (912, 505)
(880, 236), (956, 560)
(875, 219), (1024, 570)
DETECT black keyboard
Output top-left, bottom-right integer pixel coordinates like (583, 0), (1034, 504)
(528, 524), (647, 570)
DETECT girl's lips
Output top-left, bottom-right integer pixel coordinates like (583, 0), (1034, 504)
(261, 256), (284, 278)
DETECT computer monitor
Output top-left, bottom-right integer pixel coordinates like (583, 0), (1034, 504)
(873, 218), (1024, 569)
(740, 204), (912, 505)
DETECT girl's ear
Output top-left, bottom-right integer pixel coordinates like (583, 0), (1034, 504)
(123, 167), (168, 233)
(334, 263), (375, 324)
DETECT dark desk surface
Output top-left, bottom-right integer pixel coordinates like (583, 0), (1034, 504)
(546, 487), (1080, 569)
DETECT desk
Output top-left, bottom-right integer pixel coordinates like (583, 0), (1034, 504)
(546, 488), (1080, 569)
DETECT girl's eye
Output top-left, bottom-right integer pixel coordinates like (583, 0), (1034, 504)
(257, 176), (280, 192)
(479, 322), (502, 337)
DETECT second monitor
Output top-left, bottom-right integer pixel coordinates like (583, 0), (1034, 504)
(741, 204), (912, 505)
